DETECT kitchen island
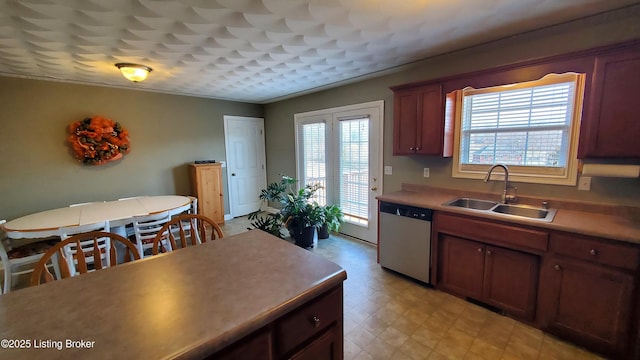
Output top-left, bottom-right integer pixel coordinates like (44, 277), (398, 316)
(0, 230), (347, 359)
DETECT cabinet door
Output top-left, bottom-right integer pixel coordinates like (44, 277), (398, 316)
(393, 88), (420, 155)
(415, 84), (444, 155)
(191, 164), (224, 224)
(580, 47), (640, 158)
(541, 257), (634, 357)
(289, 327), (340, 360)
(438, 234), (485, 300)
(483, 246), (539, 321)
(392, 84), (444, 155)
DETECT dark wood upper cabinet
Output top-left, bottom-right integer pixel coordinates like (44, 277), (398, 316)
(391, 40), (640, 159)
(579, 46), (640, 158)
(392, 83), (450, 156)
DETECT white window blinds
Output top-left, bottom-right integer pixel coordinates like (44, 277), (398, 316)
(461, 76), (577, 168)
(339, 118), (369, 225)
(301, 122), (326, 205)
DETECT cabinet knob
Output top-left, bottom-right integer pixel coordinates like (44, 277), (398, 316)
(370, 186), (378, 191)
(312, 316), (321, 328)
(477, 248), (483, 252)
(590, 249), (598, 256)
(415, 147), (421, 151)
(554, 264), (561, 271)
(409, 147), (415, 151)
(486, 250), (492, 256)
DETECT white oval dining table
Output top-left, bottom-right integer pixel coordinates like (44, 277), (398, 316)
(1, 195), (191, 239)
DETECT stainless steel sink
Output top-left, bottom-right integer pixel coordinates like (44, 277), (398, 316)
(443, 197), (498, 210)
(443, 197), (557, 222)
(491, 204), (556, 221)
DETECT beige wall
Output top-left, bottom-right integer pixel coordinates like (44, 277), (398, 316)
(264, 6), (640, 207)
(2, 7), (639, 224)
(0, 77), (262, 220)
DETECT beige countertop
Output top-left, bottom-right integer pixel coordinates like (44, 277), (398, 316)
(377, 185), (640, 245)
(0, 230), (347, 359)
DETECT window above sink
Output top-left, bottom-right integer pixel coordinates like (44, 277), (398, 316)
(449, 73), (585, 186)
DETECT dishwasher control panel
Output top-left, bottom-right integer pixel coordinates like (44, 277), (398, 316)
(380, 201), (433, 221)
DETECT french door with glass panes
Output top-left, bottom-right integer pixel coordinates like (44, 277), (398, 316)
(294, 101), (383, 244)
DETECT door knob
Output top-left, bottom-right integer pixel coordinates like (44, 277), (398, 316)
(231, 173), (236, 176)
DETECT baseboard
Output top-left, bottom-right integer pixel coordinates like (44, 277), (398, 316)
(224, 214), (233, 221)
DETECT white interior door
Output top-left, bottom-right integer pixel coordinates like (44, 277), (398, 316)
(295, 101), (383, 244)
(224, 116), (267, 217)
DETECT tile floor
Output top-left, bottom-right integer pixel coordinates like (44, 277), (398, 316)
(222, 217), (604, 360)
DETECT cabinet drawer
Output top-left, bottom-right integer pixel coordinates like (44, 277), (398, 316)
(436, 213), (548, 252)
(276, 287), (342, 356)
(550, 232), (640, 271)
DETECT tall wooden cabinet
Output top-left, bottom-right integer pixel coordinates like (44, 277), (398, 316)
(190, 163), (224, 224)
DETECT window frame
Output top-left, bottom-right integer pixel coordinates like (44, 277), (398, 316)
(451, 73), (586, 186)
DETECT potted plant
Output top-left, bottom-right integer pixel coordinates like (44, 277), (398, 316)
(248, 175), (323, 248)
(317, 204), (344, 239)
(247, 176), (296, 238)
(286, 202), (324, 248)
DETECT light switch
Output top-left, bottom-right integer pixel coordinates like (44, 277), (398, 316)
(384, 166), (392, 175)
(423, 168), (430, 178)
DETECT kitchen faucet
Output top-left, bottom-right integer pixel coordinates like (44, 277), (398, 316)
(484, 164), (518, 204)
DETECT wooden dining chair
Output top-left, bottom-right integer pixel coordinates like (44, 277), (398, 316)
(31, 231), (140, 286)
(152, 214), (224, 255)
(57, 221), (111, 276)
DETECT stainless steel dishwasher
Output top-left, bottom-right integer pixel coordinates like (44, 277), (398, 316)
(379, 201), (432, 283)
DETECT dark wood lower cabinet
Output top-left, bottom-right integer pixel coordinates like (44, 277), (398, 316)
(430, 211), (640, 359)
(438, 233), (539, 321)
(439, 234), (485, 300)
(289, 326), (339, 360)
(215, 328), (273, 360)
(483, 245), (539, 321)
(538, 256), (635, 358)
(211, 285), (343, 360)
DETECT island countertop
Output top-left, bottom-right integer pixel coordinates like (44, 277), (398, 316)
(0, 230), (347, 359)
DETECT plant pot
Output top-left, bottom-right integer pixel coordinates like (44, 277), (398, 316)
(317, 224), (330, 239)
(287, 222), (301, 241)
(295, 226), (316, 249)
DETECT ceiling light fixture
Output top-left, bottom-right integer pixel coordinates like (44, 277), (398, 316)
(115, 63), (152, 82)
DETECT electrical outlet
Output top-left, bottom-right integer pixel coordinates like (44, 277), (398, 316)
(578, 176), (591, 191)
(423, 168), (430, 178)
(384, 166), (392, 175)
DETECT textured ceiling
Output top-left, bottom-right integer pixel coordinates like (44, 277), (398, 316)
(0, 0), (637, 103)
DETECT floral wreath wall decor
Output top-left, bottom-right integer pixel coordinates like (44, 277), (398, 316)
(67, 116), (130, 165)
